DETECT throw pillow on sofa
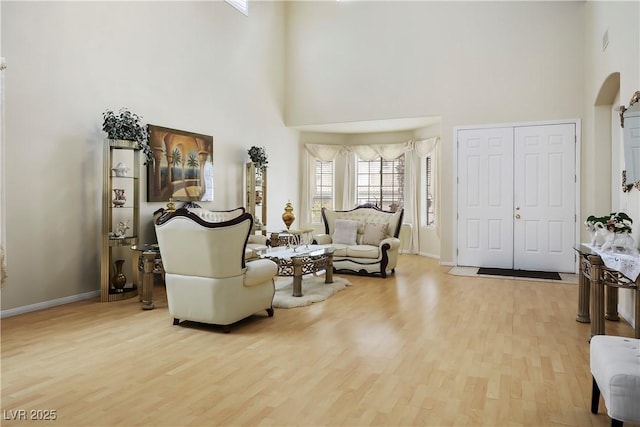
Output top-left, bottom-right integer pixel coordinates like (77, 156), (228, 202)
(362, 222), (389, 246)
(333, 219), (360, 245)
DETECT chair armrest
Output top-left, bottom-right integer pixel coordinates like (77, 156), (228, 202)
(380, 237), (400, 251)
(313, 234), (332, 245)
(244, 259), (278, 287)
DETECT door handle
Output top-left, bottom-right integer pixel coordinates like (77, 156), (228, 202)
(515, 214), (521, 219)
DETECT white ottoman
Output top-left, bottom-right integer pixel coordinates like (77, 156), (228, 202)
(590, 335), (640, 427)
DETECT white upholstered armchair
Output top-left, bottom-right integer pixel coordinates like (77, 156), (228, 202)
(155, 209), (278, 332)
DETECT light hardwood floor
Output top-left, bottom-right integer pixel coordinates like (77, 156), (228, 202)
(1, 255), (637, 427)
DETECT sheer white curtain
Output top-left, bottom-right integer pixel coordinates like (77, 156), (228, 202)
(406, 138), (439, 254)
(1, 58), (6, 287)
(350, 141), (411, 161)
(404, 148), (419, 253)
(340, 151), (355, 210)
(301, 144), (346, 227)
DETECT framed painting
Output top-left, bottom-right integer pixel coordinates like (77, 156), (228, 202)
(147, 125), (214, 202)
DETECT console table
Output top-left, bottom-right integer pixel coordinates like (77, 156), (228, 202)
(575, 244), (640, 339)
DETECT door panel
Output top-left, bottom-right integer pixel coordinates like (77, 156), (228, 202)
(457, 128), (514, 268)
(513, 124), (575, 272)
(457, 123), (576, 273)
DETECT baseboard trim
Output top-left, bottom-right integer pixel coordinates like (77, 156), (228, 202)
(619, 308), (636, 330)
(1, 290), (100, 318)
(418, 251), (441, 260)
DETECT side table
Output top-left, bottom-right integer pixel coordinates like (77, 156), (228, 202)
(131, 244), (164, 310)
(575, 244), (640, 339)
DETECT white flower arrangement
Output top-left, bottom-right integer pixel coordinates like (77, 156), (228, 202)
(585, 212), (632, 234)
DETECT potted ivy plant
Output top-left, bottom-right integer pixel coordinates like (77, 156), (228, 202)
(247, 146), (268, 183)
(102, 108), (152, 163)
(247, 146), (268, 170)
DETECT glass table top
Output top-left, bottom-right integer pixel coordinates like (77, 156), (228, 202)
(258, 244), (334, 260)
(131, 243), (160, 253)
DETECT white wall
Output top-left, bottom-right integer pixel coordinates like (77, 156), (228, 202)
(584, 2), (640, 232)
(584, 1), (640, 327)
(1, 1), (299, 312)
(285, 1), (586, 265)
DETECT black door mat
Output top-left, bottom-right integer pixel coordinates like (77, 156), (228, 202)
(477, 268), (561, 280)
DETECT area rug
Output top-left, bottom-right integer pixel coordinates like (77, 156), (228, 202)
(272, 275), (351, 308)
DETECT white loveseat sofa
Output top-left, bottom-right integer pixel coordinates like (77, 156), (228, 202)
(314, 204), (404, 278)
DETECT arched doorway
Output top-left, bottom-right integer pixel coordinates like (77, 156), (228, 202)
(593, 72), (620, 211)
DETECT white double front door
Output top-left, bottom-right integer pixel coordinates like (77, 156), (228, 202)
(457, 123), (576, 273)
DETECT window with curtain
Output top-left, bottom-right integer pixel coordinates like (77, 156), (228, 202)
(424, 155), (435, 226)
(356, 155), (404, 212)
(311, 159), (334, 223)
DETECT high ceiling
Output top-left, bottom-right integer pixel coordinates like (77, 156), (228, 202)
(291, 116), (440, 134)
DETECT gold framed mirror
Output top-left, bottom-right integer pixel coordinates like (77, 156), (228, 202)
(620, 91), (640, 192)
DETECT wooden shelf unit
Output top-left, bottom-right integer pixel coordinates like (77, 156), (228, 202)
(245, 162), (267, 235)
(100, 139), (140, 302)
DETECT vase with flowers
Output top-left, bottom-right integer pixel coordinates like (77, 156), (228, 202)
(585, 212), (635, 251)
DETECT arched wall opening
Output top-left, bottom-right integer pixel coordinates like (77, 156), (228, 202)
(592, 72), (620, 213)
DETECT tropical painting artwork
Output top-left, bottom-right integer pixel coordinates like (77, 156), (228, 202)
(147, 125), (214, 202)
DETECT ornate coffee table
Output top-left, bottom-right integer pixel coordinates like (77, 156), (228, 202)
(258, 245), (334, 297)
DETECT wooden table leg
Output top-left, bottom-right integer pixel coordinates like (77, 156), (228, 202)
(576, 257), (591, 323)
(141, 251), (156, 310)
(325, 253), (334, 284)
(589, 257), (604, 337)
(132, 250), (141, 290)
(605, 286), (620, 321)
(635, 288), (640, 339)
(292, 257), (303, 297)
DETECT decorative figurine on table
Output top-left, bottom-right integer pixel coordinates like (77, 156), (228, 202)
(585, 217), (608, 246)
(282, 201), (295, 230)
(166, 197), (176, 212)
